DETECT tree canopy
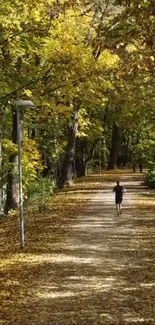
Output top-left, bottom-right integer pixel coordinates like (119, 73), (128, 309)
(0, 0), (155, 212)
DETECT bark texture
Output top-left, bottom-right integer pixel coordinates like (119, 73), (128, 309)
(107, 122), (119, 170)
(60, 108), (80, 186)
(5, 108), (24, 213)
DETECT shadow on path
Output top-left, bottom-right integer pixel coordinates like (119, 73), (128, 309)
(1, 173), (155, 325)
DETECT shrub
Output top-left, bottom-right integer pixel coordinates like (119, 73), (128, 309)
(145, 165), (155, 189)
(25, 175), (56, 211)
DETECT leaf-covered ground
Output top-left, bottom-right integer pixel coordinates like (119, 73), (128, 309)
(1, 170), (155, 325)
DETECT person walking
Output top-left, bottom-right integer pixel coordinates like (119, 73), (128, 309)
(113, 180), (125, 216)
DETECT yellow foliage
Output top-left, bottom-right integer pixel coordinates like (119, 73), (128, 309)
(126, 43), (137, 53)
(2, 139), (18, 156)
(97, 49), (120, 69)
(22, 137), (43, 185)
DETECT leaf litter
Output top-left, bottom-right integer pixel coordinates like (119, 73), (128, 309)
(1, 171), (155, 325)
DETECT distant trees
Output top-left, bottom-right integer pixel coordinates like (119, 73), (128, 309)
(0, 0), (155, 212)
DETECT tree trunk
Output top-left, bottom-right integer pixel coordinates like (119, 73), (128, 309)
(75, 138), (86, 177)
(60, 108), (80, 186)
(75, 138), (99, 177)
(107, 122), (119, 170)
(5, 153), (19, 212)
(102, 136), (107, 168)
(5, 108), (24, 213)
(75, 158), (86, 177)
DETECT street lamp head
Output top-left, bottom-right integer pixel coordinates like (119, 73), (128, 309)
(16, 99), (34, 107)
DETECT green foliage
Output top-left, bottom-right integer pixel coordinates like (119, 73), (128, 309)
(145, 163), (155, 189)
(2, 138), (18, 179)
(1, 0), (155, 199)
(25, 175), (56, 211)
(132, 137), (155, 164)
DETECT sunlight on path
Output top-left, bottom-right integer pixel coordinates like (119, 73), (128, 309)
(33, 177), (155, 324)
(1, 174), (155, 325)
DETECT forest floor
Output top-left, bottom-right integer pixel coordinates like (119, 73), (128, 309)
(1, 170), (155, 325)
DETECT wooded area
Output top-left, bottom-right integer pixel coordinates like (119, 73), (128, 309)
(1, 0), (155, 213)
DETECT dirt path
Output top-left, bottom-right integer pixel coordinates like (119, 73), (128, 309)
(1, 173), (155, 325)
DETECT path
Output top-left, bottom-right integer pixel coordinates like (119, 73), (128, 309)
(1, 173), (155, 325)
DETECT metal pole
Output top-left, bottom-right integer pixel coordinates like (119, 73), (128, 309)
(16, 106), (24, 248)
(99, 139), (101, 179)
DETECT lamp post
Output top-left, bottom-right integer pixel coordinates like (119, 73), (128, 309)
(99, 137), (103, 180)
(16, 99), (34, 248)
